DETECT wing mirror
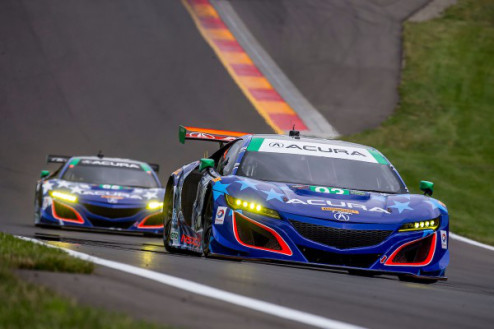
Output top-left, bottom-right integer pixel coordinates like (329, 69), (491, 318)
(40, 170), (50, 179)
(420, 180), (434, 196)
(199, 158), (215, 171)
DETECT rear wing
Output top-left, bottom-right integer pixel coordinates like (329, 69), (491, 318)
(46, 155), (72, 163)
(178, 125), (249, 144)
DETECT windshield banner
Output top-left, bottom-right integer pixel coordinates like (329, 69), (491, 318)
(250, 138), (381, 163)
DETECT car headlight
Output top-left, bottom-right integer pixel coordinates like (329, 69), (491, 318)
(399, 218), (440, 232)
(225, 194), (280, 219)
(147, 201), (163, 211)
(50, 190), (78, 203)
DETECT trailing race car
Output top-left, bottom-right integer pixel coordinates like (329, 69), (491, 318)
(163, 126), (449, 282)
(35, 154), (165, 235)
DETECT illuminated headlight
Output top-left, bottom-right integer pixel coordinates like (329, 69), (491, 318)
(50, 190), (77, 203)
(225, 194), (280, 219)
(399, 218), (440, 232)
(147, 201), (163, 211)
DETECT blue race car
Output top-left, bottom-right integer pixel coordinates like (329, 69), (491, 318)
(163, 126), (449, 282)
(35, 154), (165, 235)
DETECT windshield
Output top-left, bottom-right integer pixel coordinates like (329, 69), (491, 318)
(62, 165), (159, 188)
(237, 151), (406, 194)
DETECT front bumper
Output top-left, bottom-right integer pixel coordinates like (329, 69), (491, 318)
(37, 197), (164, 235)
(209, 207), (449, 278)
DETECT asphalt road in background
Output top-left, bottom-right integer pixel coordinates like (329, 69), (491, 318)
(1, 1), (493, 328)
(228, 0), (430, 135)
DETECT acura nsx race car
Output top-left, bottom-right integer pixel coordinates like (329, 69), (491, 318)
(35, 154), (165, 235)
(163, 126), (449, 282)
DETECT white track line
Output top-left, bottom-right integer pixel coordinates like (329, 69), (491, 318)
(211, 0), (339, 138)
(16, 235), (365, 329)
(450, 233), (494, 252)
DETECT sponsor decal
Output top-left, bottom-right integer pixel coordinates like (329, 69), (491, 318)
(333, 211), (350, 221)
(253, 138), (380, 163)
(100, 184), (123, 190)
(170, 231), (179, 242)
(181, 234), (200, 247)
(80, 159), (140, 169)
(440, 230), (448, 249)
(380, 255), (387, 264)
(310, 186), (349, 195)
(186, 132), (237, 142)
(212, 177), (222, 183)
(215, 206), (227, 224)
(287, 198), (389, 214)
(322, 207), (359, 215)
(77, 190), (144, 199)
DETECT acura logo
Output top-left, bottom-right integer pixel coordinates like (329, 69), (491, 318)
(333, 211), (350, 221)
(188, 132), (215, 139)
(269, 142), (284, 148)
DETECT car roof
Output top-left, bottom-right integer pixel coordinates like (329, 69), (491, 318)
(249, 134), (375, 150)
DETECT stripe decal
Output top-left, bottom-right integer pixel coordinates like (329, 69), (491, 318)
(182, 0), (308, 134)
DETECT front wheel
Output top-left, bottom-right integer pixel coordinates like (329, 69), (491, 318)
(163, 219), (178, 253)
(202, 191), (214, 257)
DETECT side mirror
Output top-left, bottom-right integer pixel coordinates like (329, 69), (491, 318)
(199, 158), (215, 171)
(40, 170), (50, 179)
(420, 180), (434, 196)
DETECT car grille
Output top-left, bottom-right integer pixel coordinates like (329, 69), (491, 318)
(88, 218), (136, 230)
(298, 245), (380, 268)
(290, 220), (392, 249)
(82, 203), (143, 219)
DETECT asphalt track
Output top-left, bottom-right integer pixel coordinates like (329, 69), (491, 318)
(1, 1), (493, 329)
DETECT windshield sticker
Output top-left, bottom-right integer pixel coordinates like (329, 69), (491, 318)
(249, 138), (380, 163)
(80, 159), (141, 169)
(310, 186), (349, 195)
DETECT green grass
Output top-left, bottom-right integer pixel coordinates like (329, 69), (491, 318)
(0, 233), (94, 273)
(346, 0), (494, 244)
(0, 233), (170, 329)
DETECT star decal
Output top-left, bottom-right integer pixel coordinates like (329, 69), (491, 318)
(235, 179), (258, 191)
(389, 201), (413, 214)
(143, 191), (158, 200)
(57, 180), (71, 188)
(70, 186), (83, 194)
(264, 188), (284, 202)
(43, 181), (54, 192)
(213, 190), (222, 201)
(213, 181), (230, 194)
(426, 199), (447, 211)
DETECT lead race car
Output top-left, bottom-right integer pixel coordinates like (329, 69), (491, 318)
(35, 154), (165, 235)
(163, 126), (449, 281)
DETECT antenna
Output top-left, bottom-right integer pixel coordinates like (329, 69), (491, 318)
(289, 124), (300, 139)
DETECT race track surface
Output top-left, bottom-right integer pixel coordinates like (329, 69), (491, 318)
(1, 1), (493, 329)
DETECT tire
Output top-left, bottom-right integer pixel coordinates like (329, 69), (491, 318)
(163, 218), (178, 253)
(202, 190), (214, 257)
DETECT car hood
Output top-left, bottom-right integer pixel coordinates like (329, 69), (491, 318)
(47, 179), (164, 206)
(214, 176), (447, 224)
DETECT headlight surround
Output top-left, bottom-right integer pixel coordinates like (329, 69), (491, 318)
(147, 201), (164, 211)
(50, 190), (78, 203)
(225, 194), (280, 219)
(399, 217), (440, 232)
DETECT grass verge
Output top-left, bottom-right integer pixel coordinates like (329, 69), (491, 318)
(0, 233), (169, 329)
(346, 0), (494, 244)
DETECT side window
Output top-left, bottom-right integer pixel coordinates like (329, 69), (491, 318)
(218, 140), (243, 176)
